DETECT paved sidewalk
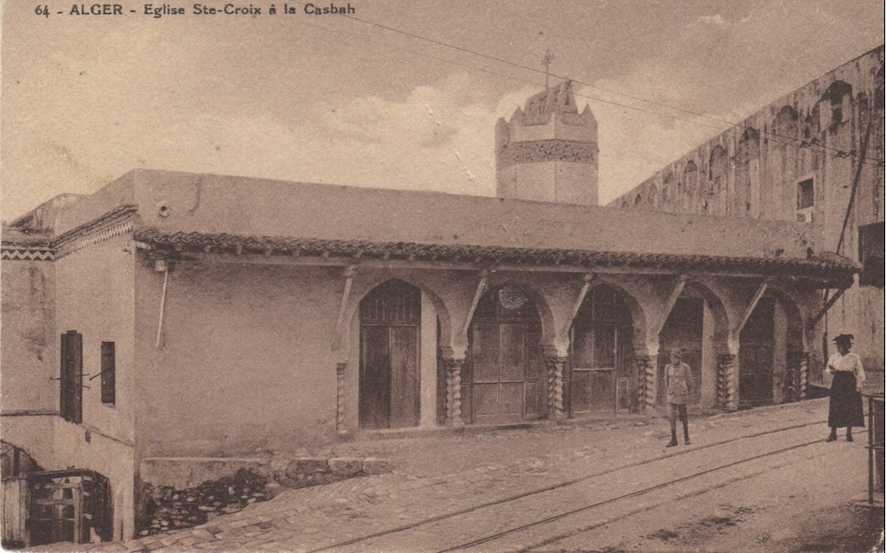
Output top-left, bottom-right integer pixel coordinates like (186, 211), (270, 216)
(35, 399), (864, 553)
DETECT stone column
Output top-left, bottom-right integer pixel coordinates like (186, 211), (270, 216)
(635, 351), (658, 411)
(545, 355), (567, 420)
(717, 353), (739, 411)
(799, 353), (808, 400)
(335, 362), (348, 436)
(443, 358), (465, 426)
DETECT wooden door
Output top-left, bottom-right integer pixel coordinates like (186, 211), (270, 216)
(739, 297), (775, 406)
(359, 325), (391, 429)
(389, 326), (419, 428)
(570, 324), (618, 413)
(359, 281), (421, 429)
(467, 287), (543, 425)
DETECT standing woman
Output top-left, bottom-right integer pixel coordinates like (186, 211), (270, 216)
(826, 334), (866, 442)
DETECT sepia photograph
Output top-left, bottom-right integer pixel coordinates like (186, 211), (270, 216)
(1, 1), (884, 551)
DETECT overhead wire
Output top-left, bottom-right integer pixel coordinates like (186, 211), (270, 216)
(292, 18), (678, 168)
(343, 14), (885, 167)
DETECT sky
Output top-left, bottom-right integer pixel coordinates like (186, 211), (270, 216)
(1, 0), (883, 221)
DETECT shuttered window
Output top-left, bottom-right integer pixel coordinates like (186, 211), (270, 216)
(60, 330), (83, 423)
(100, 342), (116, 405)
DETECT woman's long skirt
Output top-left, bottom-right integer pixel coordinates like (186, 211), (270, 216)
(828, 372), (865, 428)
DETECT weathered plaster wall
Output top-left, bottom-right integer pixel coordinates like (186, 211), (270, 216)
(134, 261), (344, 456)
(1, 259), (56, 413)
(53, 231), (138, 539)
(52, 423), (136, 541)
(0, 416), (55, 471)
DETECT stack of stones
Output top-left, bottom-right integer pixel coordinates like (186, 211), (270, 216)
(137, 457), (393, 536)
(139, 469), (272, 536)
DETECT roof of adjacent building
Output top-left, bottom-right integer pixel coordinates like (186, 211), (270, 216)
(4, 169), (857, 280)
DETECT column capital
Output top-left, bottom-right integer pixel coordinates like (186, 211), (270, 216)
(439, 345), (467, 362)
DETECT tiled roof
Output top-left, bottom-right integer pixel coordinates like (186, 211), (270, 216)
(133, 227), (859, 280)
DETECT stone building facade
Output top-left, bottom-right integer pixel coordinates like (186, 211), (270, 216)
(610, 45), (885, 382)
(496, 80), (599, 206)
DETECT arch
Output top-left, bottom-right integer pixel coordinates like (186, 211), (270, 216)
(736, 128), (759, 215)
(709, 145), (728, 180)
(738, 127), (760, 159)
(683, 279), (732, 349)
(684, 160), (699, 211)
(662, 171), (675, 209)
(480, 277), (557, 347)
(340, 274), (453, 362)
(634, 193), (642, 206)
(587, 278), (650, 350)
(820, 80), (853, 127)
(760, 283), (806, 347)
(737, 283), (806, 407)
(774, 105), (799, 139)
(821, 80), (853, 103)
(876, 66), (884, 111)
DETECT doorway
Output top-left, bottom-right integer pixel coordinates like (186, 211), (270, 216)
(570, 285), (635, 414)
(739, 296), (775, 406)
(465, 286), (545, 424)
(359, 280), (421, 429)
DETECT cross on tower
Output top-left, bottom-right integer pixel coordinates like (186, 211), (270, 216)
(542, 49), (555, 91)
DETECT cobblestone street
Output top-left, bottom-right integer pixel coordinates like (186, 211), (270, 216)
(35, 398), (883, 553)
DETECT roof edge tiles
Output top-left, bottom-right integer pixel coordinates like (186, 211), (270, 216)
(132, 227), (859, 280)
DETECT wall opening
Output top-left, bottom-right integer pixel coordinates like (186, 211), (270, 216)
(358, 279), (421, 429)
(465, 286), (545, 424)
(569, 284), (635, 414)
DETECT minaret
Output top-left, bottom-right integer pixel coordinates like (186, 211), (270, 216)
(495, 56), (599, 206)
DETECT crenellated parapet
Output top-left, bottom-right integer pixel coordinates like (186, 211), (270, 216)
(495, 80), (599, 206)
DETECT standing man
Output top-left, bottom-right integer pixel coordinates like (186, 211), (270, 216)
(666, 349), (694, 447)
(826, 333), (865, 442)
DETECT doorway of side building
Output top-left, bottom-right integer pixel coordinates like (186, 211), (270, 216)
(658, 297), (704, 406)
(465, 286), (546, 425)
(569, 284), (635, 414)
(739, 296), (776, 407)
(359, 279), (421, 429)
(28, 470), (113, 547)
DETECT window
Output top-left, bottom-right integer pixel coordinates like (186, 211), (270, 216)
(60, 330), (83, 423)
(101, 342), (116, 405)
(797, 178), (815, 209)
(859, 222), (884, 288)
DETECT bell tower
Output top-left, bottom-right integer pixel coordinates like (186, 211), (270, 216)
(495, 59), (599, 206)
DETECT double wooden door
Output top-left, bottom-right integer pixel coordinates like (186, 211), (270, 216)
(360, 325), (419, 429)
(570, 323), (629, 413)
(465, 287), (545, 425)
(359, 280), (421, 430)
(467, 320), (544, 425)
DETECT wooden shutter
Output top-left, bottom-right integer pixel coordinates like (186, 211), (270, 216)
(60, 333), (69, 420)
(70, 332), (83, 424)
(100, 343), (115, 405)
